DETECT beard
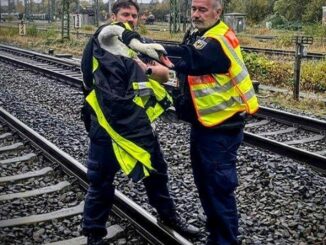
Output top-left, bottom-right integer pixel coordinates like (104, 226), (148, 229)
(192, 19), (204, 29)
(192, 18), (217, 31)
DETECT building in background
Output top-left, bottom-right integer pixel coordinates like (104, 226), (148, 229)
(223, 12), (246, 33)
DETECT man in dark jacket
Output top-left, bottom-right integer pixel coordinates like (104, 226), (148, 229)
(126, 0), (259, 244)
(80, 1), (199, 244)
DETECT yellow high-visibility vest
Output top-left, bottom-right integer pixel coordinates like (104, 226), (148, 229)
(188, 21), (259, 127)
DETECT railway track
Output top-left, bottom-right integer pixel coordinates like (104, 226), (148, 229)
(241, 47), (325, 60)
(0, 44), (81, 87)
(154, 40), (325, 60)
(0, 44), (324, 173)
(1, 43), (326, 244)
(0, 107), (192, 244)
(0, 24), (325, 60)
(246, 107), (326, 172)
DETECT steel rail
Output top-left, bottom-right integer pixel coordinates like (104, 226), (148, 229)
(257, 106), (326, 133)
(246, 106), (326, 171)
(244, 132), (326, 171)
(0, 53), (81, 87)
(241, 47), (325, 60)
(0, 44), (80, 67)
(0, 107), (192, 245)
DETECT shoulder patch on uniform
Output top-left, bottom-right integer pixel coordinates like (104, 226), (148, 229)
(193, 39), (207, 50)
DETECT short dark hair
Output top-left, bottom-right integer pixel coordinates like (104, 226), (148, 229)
(112, 0), (139, 15)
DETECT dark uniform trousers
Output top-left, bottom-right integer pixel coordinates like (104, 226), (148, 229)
(190, 125), (243, 245)
(82, 121), (176, 237)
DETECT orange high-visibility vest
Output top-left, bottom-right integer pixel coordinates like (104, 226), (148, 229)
(188, 21), (259, 127)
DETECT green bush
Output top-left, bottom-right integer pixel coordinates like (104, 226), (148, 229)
(266, 13), (288, 27)
(301, 60), (326, 92)
(243, 52), (326, 93)
(303, 24), (326, 38)
(27, 24), (38, 37)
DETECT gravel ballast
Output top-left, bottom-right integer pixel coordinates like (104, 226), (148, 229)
(0, 61), (325, 244)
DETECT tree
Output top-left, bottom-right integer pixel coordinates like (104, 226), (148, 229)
(228, 0), (270, 23)
(273, 0), (310, 22)
(221, 0), (232, 13)
(247, 0), (270, 23)
(228, 0), (246, 13)
(149, 0), (170, 21)
(16, 1), (24, 13)
(302, 0), (325, 23)
(226, 0), (324, 24)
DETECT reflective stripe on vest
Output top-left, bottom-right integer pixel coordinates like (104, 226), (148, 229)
(92, 57), (99, 73)
(188, 21), (259, 127)
(132, 78), (173, 122)
(86, 90), (153, 179)
(198, 88), (256, 115)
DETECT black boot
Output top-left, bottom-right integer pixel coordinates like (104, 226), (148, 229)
(87, 235), (105, 245)
(160, 215), (200, 238)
